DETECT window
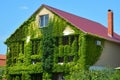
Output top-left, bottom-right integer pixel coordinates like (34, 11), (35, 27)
(12, 58), (16, 65)
(52, 73), (64, 80)
(31, 59), (40, 64)
(10, 41), (24, 57)
(11, 74), (22, 80)
(32, 40), (40, 55)
(31, 73), (42, 80)
(55, 37), (59, 46)
(68, 56), (74, 62)
(58, 57), (64, 63)
(70, 35), (79, 45)
(40, 14), (49, 27)
(62, 36), (69, 45)
(70, 35), (75, 45)
(96, 40), (101, 46)
(62, 35), (79, 46)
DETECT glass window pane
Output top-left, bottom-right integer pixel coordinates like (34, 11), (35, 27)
(45, 14), (49, 26)
(39, 14), (49, 28)
(40, 16), (44, 27)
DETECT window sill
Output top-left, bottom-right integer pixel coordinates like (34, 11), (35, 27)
(58, 62), (64, 65)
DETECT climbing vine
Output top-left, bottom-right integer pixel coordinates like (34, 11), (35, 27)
(5, 10), (104, 80)
(42, 20), (55, 72)
(85, 34), (104, 66)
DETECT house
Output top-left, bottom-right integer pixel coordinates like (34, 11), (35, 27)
(0, 54), (6, 80)
(5, 4), (120, 80)
(0, 54), (6, 66)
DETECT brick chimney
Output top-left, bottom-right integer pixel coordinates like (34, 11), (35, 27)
(108, 9), (113, 37)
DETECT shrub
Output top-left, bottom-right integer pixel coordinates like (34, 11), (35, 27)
(65, 69), (120, 80)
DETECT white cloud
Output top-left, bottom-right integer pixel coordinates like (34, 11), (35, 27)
(19, 6), (29, 10)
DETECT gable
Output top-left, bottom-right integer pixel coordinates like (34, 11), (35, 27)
(5, 6), (79, 44)
(36, 7), (54, 24)
(35, 6), (81, 36)
(63, 26), (75, 35)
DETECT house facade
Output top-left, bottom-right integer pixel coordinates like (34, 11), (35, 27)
(5, 4), (120, 80)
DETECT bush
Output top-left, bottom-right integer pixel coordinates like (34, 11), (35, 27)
(65, 69), (120, 80)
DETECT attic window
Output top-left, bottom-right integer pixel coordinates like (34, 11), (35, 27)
(39, 14), (49, 28)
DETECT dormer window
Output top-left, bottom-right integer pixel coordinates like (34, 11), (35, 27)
(39, 14), (49, 28)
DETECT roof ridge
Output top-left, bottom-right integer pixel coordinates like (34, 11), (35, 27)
(43, 4), (103, 25)
(43, 4), (108, 30)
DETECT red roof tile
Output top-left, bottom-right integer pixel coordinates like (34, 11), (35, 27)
(43, 4), (120, 43)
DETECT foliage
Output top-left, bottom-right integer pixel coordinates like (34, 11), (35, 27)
(42, 20), (55, 72)
(15, 76), (20, 80)
(85, 34), (104, 66)
(65, 69), (120, 80)
(42, 72), (52, 80)
(5, 15), (43, 80)
(0, 66), (6, 80)
(22, 72), (31, 80)
(5, 11), (105, 80)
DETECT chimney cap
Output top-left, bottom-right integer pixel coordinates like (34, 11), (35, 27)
(108, 9), (112, 12)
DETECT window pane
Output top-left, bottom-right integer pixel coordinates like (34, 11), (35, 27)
(32, 40), (40, 55)
(68, 56), (74, 62)
(45, 14), (49, 26)
(40, 14), (49, 28)
(58, 57), (64, 63)
(40, 16), (44, 27)
(62, 36), (69, 45)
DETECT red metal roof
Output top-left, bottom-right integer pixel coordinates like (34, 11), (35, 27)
(0, 54), (6, 60)
(0, 54), (6, 66)
(42, 4), (120, 43)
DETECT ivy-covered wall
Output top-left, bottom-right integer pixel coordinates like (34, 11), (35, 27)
(5, 15), (43, 80)
(85, 34), (104, 66)
(5, 8), (104, 80)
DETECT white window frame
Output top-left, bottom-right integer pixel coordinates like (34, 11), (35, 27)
(39, 14), (49, 28)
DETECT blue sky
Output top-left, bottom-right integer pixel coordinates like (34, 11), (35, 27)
(0, 0), (120, 54)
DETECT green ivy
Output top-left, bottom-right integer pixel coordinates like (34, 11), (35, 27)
(42, 20), (55, 72)
(22, 72), (31, 80)
(65, 69), (120, 80)
(85, 34), (104, 66)
(5, 11), (105, 80)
